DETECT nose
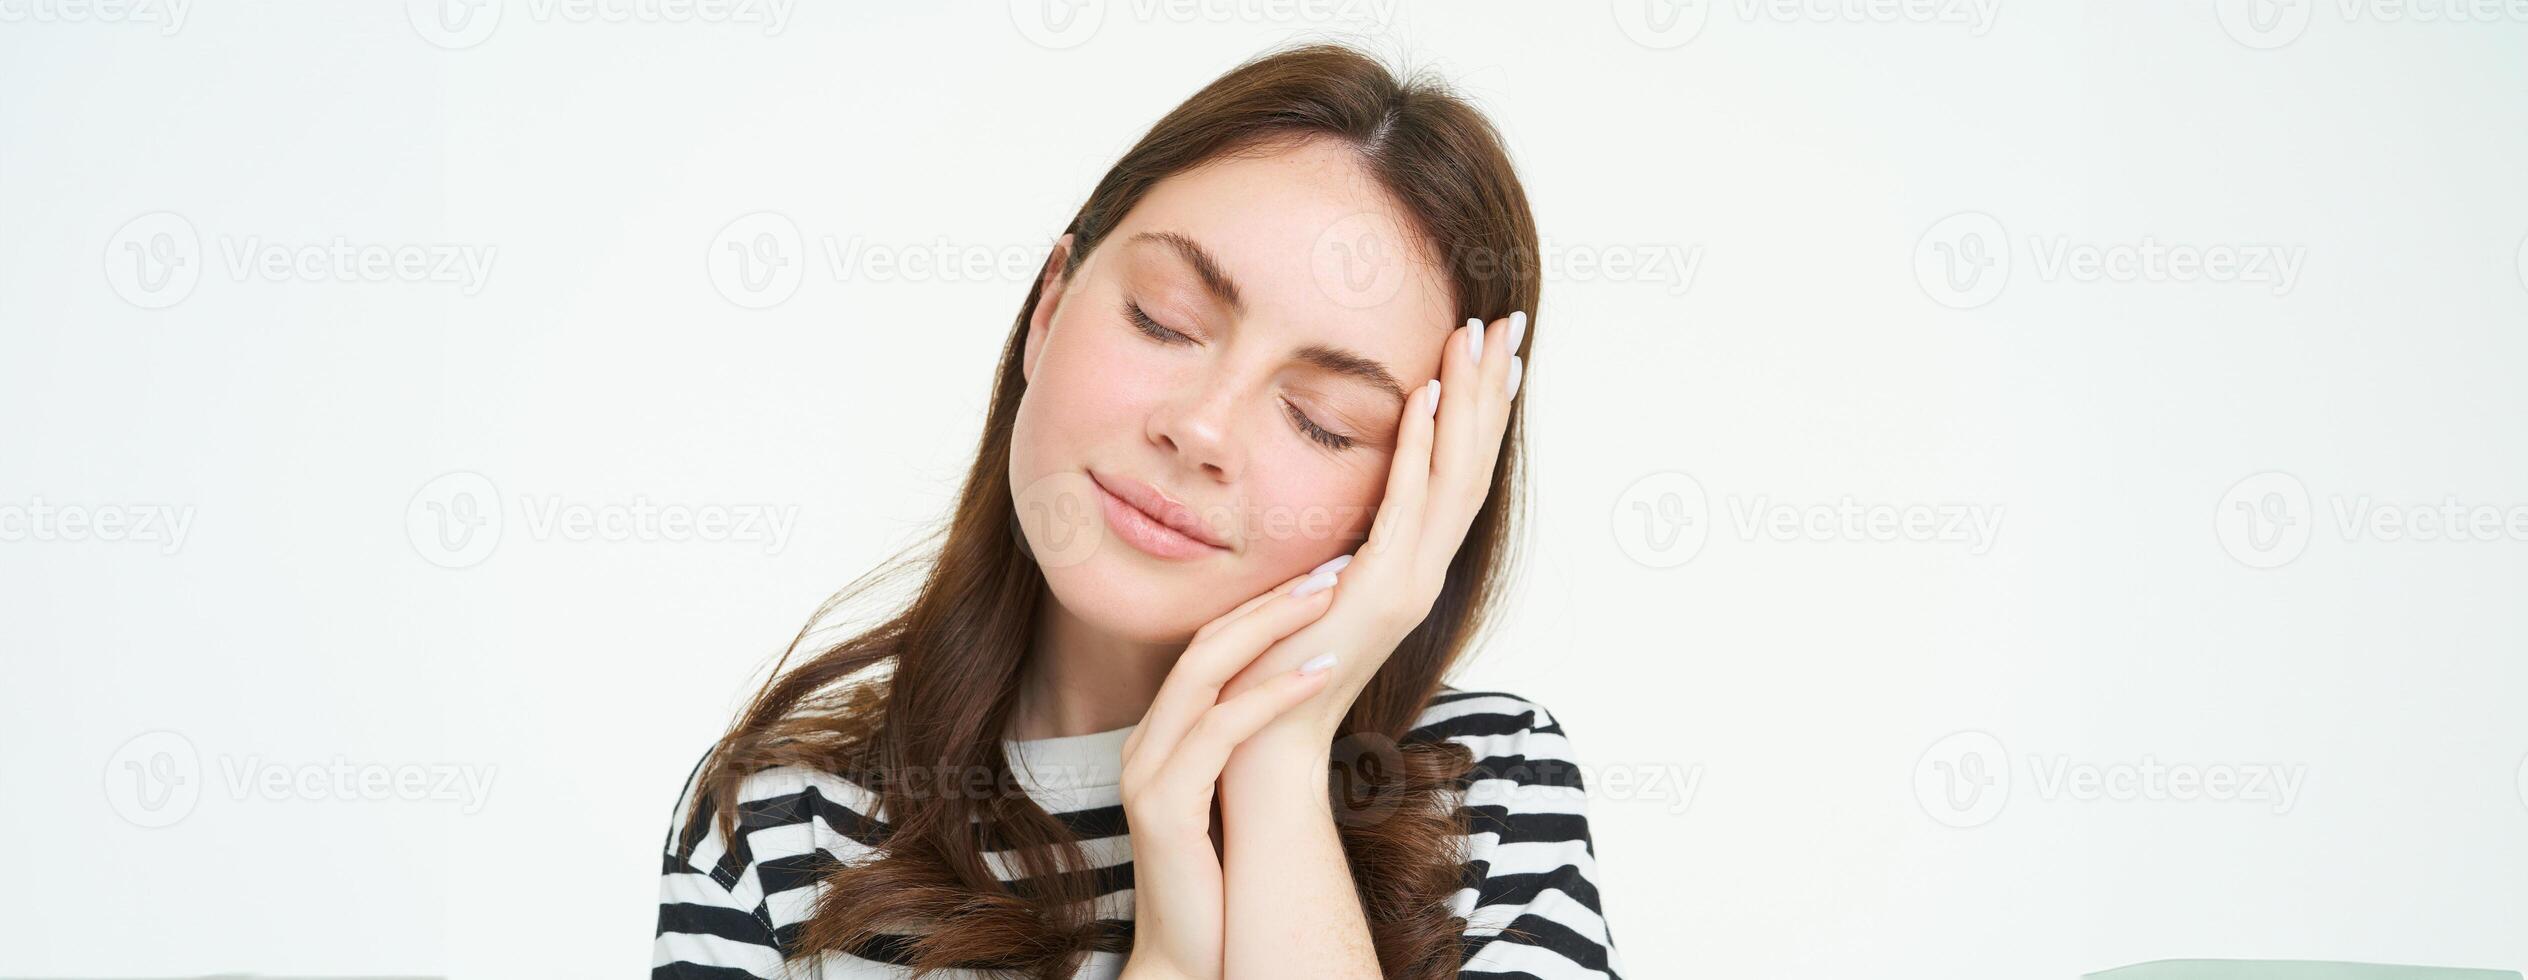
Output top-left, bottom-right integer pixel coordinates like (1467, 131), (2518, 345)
(1147, 375), (1245, 484)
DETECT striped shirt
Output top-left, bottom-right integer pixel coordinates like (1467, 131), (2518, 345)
(655, 687), (1624, 979)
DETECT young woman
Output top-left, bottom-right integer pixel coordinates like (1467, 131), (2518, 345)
(655, 43), (1621, 980)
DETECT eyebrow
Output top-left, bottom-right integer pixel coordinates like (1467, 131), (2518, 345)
(1294, 343), (1408, 405)
(1130, 231), (1243, 313)
(1129, 230), (1410, 405)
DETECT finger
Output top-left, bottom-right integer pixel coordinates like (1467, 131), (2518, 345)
(1153, 655), (1338, 799)
(1435, 315), (1506, 487)
(1434, 316), (1494, 477)
(1467, 313), (1522, 496)
(1423, 317), (1488, 542)
(1191, 555), (1344, 645)
(1428, 314), (1511, 534)
(1362, 375), (1440, 565)
(1137, 561), (1344, 761)
(1127, 585), (1335, 777)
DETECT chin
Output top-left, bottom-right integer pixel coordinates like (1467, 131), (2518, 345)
(1040, 558), (1210, 644)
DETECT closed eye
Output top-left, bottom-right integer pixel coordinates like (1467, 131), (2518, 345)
(1124, 297), (1355, 451)
(1284, 398), (1355, 451)
(1123, 299), (1192, 344)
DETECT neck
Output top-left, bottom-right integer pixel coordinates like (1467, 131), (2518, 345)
(1009, 582), (1183, 741)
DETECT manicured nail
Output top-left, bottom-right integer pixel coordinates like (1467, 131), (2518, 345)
(1423, 378), (1442, 418)
(1297, 652), (1339, 675)
(1310, 553), (1353, 576)
(1292, 571), (1338, 597)
(1505, 355), (1523, 399)
(1507, 310), (1527, 352)
(1463, 318), (1483, 361)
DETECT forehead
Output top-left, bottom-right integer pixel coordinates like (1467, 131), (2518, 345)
(1099, 139), (1456, 352)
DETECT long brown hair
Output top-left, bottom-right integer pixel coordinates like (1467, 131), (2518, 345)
(680, 40), (1541, 979)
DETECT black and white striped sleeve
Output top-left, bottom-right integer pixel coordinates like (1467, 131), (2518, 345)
(653, 751), (804, 980)
(1420, 691), (1627, 980)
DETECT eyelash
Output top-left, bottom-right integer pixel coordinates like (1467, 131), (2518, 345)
(1123, 298), (1356, 452)
(1284, 399), (1354, 451)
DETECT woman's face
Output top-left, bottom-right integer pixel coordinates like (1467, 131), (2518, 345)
(1009, 138), (1458, 644)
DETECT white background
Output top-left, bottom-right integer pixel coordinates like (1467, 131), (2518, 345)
(4, 1), (2525, 977)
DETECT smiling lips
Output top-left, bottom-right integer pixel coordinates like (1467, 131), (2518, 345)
(1088, 469), (1230, 560)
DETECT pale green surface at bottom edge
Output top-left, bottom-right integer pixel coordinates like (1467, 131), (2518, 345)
(2086, 959), (2524, 980)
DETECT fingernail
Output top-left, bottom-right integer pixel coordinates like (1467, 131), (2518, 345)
(1463, 318), (1483, 361)
(1292, 571), (1338, 597)
(1297, 652), (1338, 675)
(1505, 355), (1523, 399)
(1310, 553), (1353, 576)
(1423, 378), (1442, 418)
(1507, 310), (1527, 352)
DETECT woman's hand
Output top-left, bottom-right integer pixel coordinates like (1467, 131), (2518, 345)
(1213, 310), (1526, 741)
(1116, 565), (1350, 980)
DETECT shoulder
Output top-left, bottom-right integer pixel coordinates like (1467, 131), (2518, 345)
(1410, 686), (1586, 780)
(660, 742), (889, 889)
(1413, 687), (1626, 977)
(1412, 684), (1571, 731)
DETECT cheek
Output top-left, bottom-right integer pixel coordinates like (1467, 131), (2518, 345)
(1235, 454), (1384, 573)
(1019, 318), (1169, 456)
